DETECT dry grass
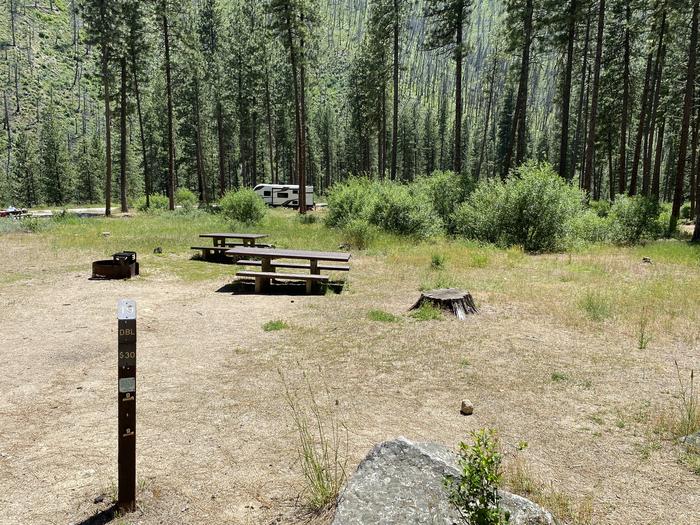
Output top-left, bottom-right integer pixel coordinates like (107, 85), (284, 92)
(0, 210), (699, 524)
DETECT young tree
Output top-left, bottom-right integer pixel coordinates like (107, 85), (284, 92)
(11, 131), (40, 207)
(425, 0), (474, 175)
(81, 0), (124, 216)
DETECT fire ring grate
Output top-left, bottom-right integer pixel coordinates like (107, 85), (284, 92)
(92, 251), (140, 280)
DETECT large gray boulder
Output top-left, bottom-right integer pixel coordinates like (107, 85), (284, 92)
(333, 437), (556, 525)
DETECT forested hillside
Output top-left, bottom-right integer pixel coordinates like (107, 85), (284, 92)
(1, 0), (699, 232)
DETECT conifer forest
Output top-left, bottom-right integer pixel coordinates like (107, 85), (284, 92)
(1, 0), (700, 236)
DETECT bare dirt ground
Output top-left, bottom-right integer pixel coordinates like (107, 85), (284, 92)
(0, 232), (698, 525)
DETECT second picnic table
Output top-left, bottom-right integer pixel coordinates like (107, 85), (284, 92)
(199, 232), (269, 247)
(226, 246), (351, 293)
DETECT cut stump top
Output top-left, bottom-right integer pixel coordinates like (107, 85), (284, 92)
(419, 289), (472, 301)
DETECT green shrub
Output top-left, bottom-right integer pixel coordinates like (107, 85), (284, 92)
(415, 171), (466, 232)
(566, 209), (610, 245)
(681, 202), (693, 221)
(369, 183), (442, 238)
(341, 218), (376, 250)
(589, 199), (612, 217)
(220, 188), (267, 225)
(444, 429), (508, 525)
(135, 193), (169, 212)
(608, 195), (661, 245)
(326, 177), (377, 228)
(454, 162), (583, 252)
(176, 188), (198, 210)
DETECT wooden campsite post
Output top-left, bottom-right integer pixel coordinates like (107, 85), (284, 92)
(117, 299), (137, 513)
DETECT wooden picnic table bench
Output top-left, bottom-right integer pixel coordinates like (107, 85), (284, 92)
(226, 246), (351, 294)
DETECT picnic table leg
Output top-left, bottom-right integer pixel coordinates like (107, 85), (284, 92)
(260, 257), (273, 292)
(309, 259), (320, 294)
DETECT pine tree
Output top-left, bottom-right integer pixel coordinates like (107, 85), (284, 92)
(11, 131), (40, 207)
(81, 0), (124, 216)
(425, 0), (473, 176)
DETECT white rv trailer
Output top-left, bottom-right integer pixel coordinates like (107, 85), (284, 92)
(253, 184), (314, 208)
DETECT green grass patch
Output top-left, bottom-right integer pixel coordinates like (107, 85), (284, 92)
(367, 309), (400, 323)
(578, 290), (613, 321)
(410, 304), (444, 321)
(263, 320), (289, 332)
(551, 372), (569, 383)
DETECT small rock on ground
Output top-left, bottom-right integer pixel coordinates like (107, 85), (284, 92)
(460, 399), (474, 416)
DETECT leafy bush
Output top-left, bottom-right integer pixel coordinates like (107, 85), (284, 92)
(454, 162), (583, 252)
(444, 429), (508, 525)
(607, 195), (661, 245)
(341, 218), (376, 250)
(415, 171), (466, 232)
(369, 182), (442, 237)
(589, 199), (612, 217)
(135, 193), (169, 212)
(220, 188), (267, 225)
(176, 188), (198, 210)
(681, 202), (693, 221)
(565, 209), (610, 245)
(326, 177), (377, 228)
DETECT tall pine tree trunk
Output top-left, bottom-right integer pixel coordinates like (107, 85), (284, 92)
(102, 50), (112, 217)
(132, 52), (150, 208)
(217, 100), (226, 195)
(558, 0), (577, 179)
(162, 7), (175, 211)
(503, 0), (533, 177)
(476, 52), (497, 180)
(454, 2), (464, 175)
(299, 31), (308, 214)
(390, 0), (399, 181)
(673, 0), (699, 234)
(629, 52), (655, 194)
(264, 67), (275, 186)
(644, 27), (667, 196)
(652, 118), (665, 201)
(119, 57), (128, 213)
(616, 3), (631, 196)
(583, 0), (606, 195)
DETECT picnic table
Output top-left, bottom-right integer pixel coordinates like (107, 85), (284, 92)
(226, 246), (351, 294)
(199, 233), (269, 247)
(191, 233), (269, 261)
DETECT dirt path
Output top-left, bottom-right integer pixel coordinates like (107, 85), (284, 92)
(0, 239), (698, 525)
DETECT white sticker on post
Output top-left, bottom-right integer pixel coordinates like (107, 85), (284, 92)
(117, 299), (137, 320)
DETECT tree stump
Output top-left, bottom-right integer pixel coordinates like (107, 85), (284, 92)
(409, 289), (478, 320)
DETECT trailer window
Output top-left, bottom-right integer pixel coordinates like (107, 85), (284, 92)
(263, 191), (271, 197)
(277, 192), (288, 198)
(292, 189), (298, 194)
